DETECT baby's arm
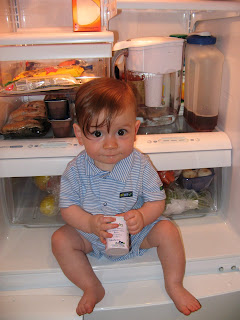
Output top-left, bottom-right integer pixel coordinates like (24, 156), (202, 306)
(122, 155), (166, 235)
(121, 199), (165, 235)
(61, 206), (118, 244)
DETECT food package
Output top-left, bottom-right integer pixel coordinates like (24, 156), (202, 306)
(1, 100), (50, 138)
(33, 176), (60, 195)
(40, 194), (59, 217)
(163, 186), (213, 216)
(72, 0), (101, 32)
(2, 74), (80, 94)
(1, 60), (89, 94)
(158, 170), (182, 186)
(34, 176), (61, 217)
(12, 65), (84, 82)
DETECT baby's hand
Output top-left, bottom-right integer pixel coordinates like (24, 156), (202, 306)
(90, 215), (119, 244)
(120, 210), (144, 235)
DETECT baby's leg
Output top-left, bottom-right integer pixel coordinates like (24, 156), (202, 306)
(140, 220), (201, 315)
(51, 225), (105, 316)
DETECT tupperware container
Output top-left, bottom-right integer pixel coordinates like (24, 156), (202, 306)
(45, 98), (70, 120)
(50, 118), (72, 138)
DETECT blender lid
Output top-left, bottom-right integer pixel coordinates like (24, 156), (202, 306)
(113, 37), (184, 51)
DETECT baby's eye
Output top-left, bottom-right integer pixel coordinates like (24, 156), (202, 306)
(117, 129), (127, 136)
(92, 130), (102, 138)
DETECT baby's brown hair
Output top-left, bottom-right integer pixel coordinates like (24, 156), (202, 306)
(75, 77), (137, 137)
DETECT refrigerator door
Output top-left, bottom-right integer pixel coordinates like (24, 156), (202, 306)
(1, 272), (240, 320)
(85, 273), (240, 320)
(0, 294), (83, 320)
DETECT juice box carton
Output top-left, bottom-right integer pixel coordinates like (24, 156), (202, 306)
(72, 0), (101, 32)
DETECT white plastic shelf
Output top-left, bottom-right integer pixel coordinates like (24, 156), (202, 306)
(117, 0), (240, 11)
(0, 131), (232, 177)
(0, 30), (114, 61)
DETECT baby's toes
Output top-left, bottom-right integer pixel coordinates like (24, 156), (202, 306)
(188, 300), (201, 313)
(180, 305), (191, 316)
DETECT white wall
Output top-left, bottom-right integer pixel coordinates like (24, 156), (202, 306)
(0, 0), (15, 32)
(109, 10), (189, 43)
(196, 16), (240, 233)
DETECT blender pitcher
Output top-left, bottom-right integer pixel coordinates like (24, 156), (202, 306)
(112, 37), (184, 130)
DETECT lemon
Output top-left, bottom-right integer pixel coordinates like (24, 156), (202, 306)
(34, 176), (50, 191)
(40, 195), (57, 216)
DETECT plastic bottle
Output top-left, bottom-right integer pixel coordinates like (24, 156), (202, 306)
(184, 32), (224, 131)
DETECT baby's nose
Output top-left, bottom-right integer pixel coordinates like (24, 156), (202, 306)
(104, 136), (118, 149)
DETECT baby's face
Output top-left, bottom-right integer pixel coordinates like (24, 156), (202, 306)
(74, 105), (140, 171)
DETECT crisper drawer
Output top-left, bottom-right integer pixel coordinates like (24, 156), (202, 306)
(0, 165), (220, 227)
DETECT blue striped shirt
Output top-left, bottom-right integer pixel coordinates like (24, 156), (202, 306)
(59, 148), (166, 261)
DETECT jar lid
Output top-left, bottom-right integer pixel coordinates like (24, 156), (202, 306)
(187, 35), (216, 45)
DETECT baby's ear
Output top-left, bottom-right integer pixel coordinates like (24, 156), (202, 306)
(73, 123), (84, 145)
(135, 120), (141, 137)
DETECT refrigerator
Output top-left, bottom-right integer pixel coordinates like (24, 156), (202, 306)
(1, 0), (240, 319)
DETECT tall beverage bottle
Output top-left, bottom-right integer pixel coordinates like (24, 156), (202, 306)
(184, 33), (224, 131)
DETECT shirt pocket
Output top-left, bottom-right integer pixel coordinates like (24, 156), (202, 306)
(117, 191), (139, 213)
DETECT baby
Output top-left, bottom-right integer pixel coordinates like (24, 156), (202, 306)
(51, 77), (201, 317)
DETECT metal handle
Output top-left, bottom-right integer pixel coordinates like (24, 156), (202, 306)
(111, 48), (128, 78)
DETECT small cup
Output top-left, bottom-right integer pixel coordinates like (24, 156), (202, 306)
(50, 118), (72, 138)
(45, 99), (69, 120)
(105, 216), (129, 256)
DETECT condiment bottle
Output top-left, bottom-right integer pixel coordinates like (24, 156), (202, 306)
(184, 32), (224, 131)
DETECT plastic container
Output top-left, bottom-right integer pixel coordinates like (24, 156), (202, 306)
(112, 37), (184, 129)
(45, 98), (70, 120)
(105, 216), (129, 256)
(180, 168), (215, 192)
(4, 176), (63, 228)
(184, 33), (224, 131)
(50, 118), (72, 138)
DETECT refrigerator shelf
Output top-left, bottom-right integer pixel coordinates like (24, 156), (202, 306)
(1, 214), (240, 290)
(0, 129), (231, 176)
(0, 29), (114, 46)
(0, 30), (114, 61)
(117, 0), (240, 11)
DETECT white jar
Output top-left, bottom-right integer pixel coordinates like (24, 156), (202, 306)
(184, 33), (224, 131)
(105, 216), (129, 256)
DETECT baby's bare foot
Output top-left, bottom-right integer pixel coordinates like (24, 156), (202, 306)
(166, 283), (201, 316)
(76, 283), (105, 316)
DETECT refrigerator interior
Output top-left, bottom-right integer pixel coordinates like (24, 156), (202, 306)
(1, 1), (240, 319)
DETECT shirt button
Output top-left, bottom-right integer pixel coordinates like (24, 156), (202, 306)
(103, 202), (107, 206)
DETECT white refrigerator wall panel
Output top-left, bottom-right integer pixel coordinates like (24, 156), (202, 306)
(194, 16), (240, 234)
(1, 1), (240, 320)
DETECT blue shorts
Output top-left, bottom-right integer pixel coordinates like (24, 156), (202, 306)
(77, 215), (168, 262)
